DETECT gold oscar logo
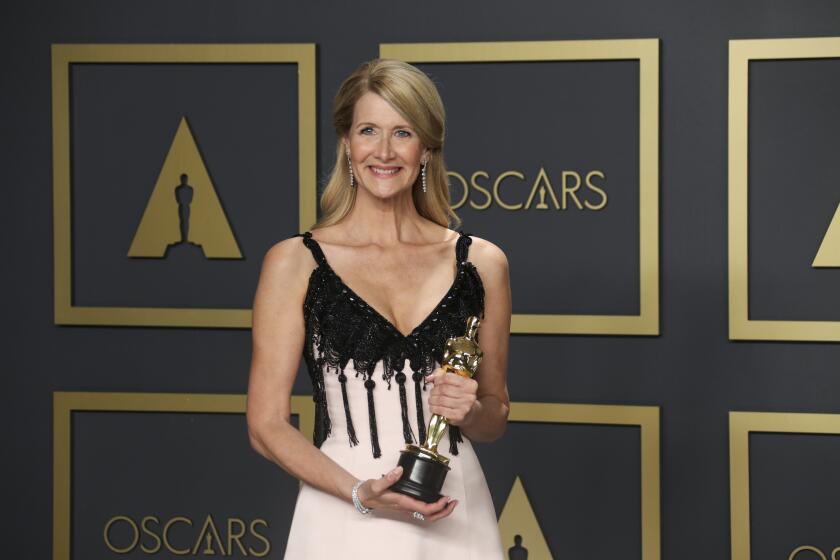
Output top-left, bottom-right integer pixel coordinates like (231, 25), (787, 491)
(498, 476), (552, 559)
(813, 200), (840, 267)
(448, 167), (608, 212)
(128, 117), (242, 259)
(788, 545), (840, 560)
(103, 514), (270, 557)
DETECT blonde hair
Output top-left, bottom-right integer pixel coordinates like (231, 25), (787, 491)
(314, 59), (460, 229)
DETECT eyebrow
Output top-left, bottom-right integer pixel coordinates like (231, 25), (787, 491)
(356, 122), (413, 130)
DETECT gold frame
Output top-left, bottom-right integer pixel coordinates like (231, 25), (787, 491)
(53, 394), (660, 560)
(728, 37), (840, 341)
(509, 402), (661, 560)
(729, 410), (840, 559)
(52, 391), (315, 560)
(51, 44), (317, 328)
(380, 40), (660, 336)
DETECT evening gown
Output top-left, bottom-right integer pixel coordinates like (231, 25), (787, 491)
(283, 231), (504, 559)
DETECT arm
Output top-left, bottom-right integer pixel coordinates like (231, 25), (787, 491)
(427, 238), (511, 442)
(246, 237), (456, 520)
(246, 238), (359, 500)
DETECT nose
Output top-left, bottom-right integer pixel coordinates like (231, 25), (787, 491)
(375, 133), (394, 161)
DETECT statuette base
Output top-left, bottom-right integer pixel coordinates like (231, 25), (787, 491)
(391, 447), (451, 503)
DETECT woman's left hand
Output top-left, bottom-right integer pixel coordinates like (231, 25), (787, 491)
(425, 367), (478, 426)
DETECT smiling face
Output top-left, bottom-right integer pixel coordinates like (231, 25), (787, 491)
(345, 91), (427, 200)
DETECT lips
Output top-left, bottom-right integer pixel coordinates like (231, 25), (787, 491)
(369, 166), (402, 177)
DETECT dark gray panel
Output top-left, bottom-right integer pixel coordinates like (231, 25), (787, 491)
(749, 432), (840, 558)
(749, 58), (840, 321)
(71, 63), (300, 308)
(72, 411), (300, 558)
(476, 423), (641, 558)
(4, 1), (840, 559)
(420, 61), (640, 315)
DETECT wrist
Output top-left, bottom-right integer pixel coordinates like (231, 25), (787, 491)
(351, 480), (372, 514)
(338, 475), (356, 502)
(461, 399), (482, 428)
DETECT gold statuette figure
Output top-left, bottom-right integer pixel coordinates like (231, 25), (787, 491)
(391, 316), (483, 502)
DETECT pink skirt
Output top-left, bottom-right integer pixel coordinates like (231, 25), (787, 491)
(284, 360), (504, 559)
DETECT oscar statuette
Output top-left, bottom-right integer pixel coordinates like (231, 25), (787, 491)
(390, 316), (483, 503)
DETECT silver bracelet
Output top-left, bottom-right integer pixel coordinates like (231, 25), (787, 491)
(351, 480), (372, 515)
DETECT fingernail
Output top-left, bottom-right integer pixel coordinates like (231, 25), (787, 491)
(446, 496), (453, 503)
(389, 466), (402, 479)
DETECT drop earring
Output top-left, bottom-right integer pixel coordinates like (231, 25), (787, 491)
(346, 148), (355, 188)
(421, 160), (427, 193)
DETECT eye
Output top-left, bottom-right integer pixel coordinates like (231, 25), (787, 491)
(360, 127), (375, 135)
(395, 129), (412, 138)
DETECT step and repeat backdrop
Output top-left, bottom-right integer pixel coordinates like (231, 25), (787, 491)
(3, 2), (840, 559)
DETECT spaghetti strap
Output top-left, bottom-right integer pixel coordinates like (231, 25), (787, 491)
(298, 231), (328, 267)
(455, 232), (473, 263)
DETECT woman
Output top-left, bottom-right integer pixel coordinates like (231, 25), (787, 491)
(247, 59), (511, 559)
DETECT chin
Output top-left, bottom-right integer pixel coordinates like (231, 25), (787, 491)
(360, 176), (415, 200)
(363, 184), (413, 200)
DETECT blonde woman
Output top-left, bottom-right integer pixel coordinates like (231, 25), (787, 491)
(247, 59), (511, 559)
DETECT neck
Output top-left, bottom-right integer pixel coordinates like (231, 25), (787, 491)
(342, 186), (428, 245)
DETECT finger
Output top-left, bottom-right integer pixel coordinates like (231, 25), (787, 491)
(424, 368), (447, 384)
(428, 395), (462, 409)
(435, 384), (476, 399)
(427, 499), (458, 522)
(439, 375), (477, 392)
(428, 404), (461, 418)
(370, 466), (403, 495)
(436, 371), (463, 383)
(423, 494), (451, 515)
(429, 370), (456, 385)
(437, 378), (475, 395)
(385, 491), (447, 514)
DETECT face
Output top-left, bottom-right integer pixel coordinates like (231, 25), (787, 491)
(346, 91), (427, 200)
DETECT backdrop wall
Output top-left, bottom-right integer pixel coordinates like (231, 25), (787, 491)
(4, 1), (840, 559)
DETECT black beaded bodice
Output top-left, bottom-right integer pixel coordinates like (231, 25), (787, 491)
(298, 231), (485, 459)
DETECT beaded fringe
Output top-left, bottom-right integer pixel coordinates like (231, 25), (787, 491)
(365, 378), (381, 458)
(338, 371), (358, 446)
(396, 372), (415, 444)
(312, 356), (331, 447)
(413, 371), (427, 444)
(449, 426), (462, 455)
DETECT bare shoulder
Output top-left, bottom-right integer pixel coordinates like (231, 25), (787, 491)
(257, 236), (317, 294)
(307, 224), (343, 246)
(467, 236), (509, 282)
(264, 235), (313, 269)
(466, 236), (511, 334)
(251, 237), (312, 364)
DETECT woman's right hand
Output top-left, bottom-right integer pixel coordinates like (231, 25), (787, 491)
(356, 466), (457, 522)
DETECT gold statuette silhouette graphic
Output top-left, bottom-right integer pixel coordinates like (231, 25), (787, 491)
(391, 316), (483, 503)
(128, 116), (242, 259)
(498, 477), (553, 560)
(813, 200), (840, 267)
